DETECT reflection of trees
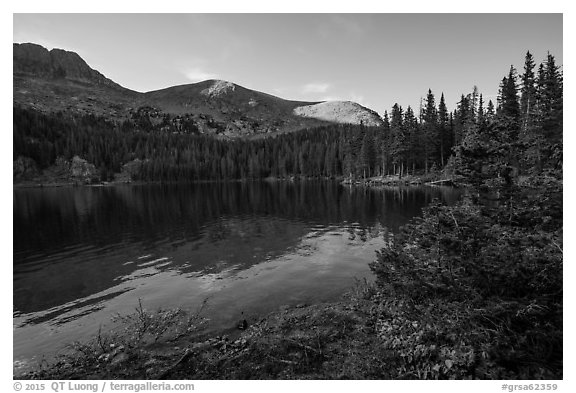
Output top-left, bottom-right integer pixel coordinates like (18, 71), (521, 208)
(13, 183), (462, 314)
(14, 183), (462, 262)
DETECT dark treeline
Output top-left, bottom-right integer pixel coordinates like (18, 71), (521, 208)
(447, 51), (563, 185)
(10, 103), (455, 181)
(13, 110), (373, 181)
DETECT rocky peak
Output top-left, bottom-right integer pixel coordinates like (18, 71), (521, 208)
(13, 43), (122, 89)
(13, 43), (52, 76)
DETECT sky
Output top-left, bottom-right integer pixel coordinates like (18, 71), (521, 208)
(13, 13), (562, 119)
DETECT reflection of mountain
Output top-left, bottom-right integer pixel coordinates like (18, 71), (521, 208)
(13, 183), (461, 315)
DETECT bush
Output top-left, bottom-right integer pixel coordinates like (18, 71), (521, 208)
(369, 179), (562, 379)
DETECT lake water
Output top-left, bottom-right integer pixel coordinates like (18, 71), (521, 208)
(13, 181), (461, 371)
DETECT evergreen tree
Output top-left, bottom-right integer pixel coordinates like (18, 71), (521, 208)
(518, 51), (541, 172)
(499, 65), (521, 123)
(470, 85), (480, 123)
(486, 100), (495, 123)
(421, 89), (438, 172)
(378, 111), (391, 176)
(437, 93), (450, 166)
(404, 106), (421, 174)
(389, 104), (405, 176)
(520, 51), (537, 135)
(537, 53), (563, 144)
(497, 76), (507, 114)
(529, 53), (563, 171)
(477, 94), (486, 129)
(454, 95), (471, 147)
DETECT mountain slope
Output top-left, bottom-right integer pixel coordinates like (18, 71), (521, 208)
(13, 43), (383, 136)
(14, 43), (123, 88)
(294, 101), (384, 127)
(13, 43), (141, 120)
(143, 80), (333, 136)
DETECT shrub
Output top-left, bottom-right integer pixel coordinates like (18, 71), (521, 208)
(369, 179), (562, 379)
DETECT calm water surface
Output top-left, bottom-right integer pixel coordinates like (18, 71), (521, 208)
(13, 181), (461, 369)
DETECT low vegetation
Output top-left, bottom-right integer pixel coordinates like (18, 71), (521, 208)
(370, 181), (562, 379)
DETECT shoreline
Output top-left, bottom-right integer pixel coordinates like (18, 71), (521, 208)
(16, 285), (384, 380)
(13, 174), (459, 190)
(13, 176), (344, 189)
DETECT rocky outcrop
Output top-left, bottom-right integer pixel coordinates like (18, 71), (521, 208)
(293, 101), (383, 127)
(12, 43), (52, 76)
(13, 43), (122, 89)
(200, 80), (236, 98)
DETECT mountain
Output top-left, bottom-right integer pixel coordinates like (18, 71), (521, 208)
(13, 43), (140, 120)
(13, 43), (383, 137)
(142, 80), (332, 137)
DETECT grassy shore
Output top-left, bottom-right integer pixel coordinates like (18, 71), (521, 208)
(19, 281), (392, 380)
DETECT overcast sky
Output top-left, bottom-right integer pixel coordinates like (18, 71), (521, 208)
(13, 13), (562, 115)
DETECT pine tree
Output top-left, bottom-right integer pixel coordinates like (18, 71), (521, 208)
(454, 95), (471, 146)
(421, 89), (438, 172)
(497, 76), (506, 113)
(438, 93), (450, 166)
(486, 100), (495, 123)
(520, 51), (537, 135)
(537, 53), (563, 144)
(404, 106), (420, 174)
(379, 111), (391, 176)
(532, 52), (563, 171)
(518, 51), (540, 172)
(389, 104), (405, 177)
(499, 65), (521, 123)
(477, 94), (485, 129)
(485, 66), (521, 183)
(470, 85), (480, 123)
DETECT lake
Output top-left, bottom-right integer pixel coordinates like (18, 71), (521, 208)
(13, 181), (461, 371)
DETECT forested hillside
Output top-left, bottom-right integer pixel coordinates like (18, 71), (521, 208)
(14, 51), (562, 186)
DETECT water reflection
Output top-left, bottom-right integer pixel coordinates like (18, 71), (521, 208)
(13, 181), (461, 365)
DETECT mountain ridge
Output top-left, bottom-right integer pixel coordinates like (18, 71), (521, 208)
(13, 43), (383, 137)
(13, 43), (126, 90)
